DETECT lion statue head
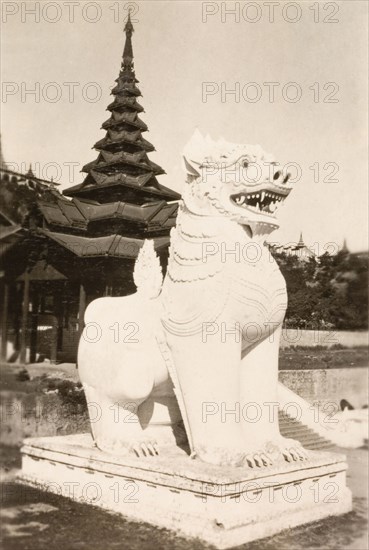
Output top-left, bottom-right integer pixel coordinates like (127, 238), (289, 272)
(182, 129), (293, 236)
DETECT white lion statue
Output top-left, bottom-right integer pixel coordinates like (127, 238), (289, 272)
(78, 130), (308, 467)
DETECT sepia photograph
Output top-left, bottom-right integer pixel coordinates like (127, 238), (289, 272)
(0, 1), (368, 549)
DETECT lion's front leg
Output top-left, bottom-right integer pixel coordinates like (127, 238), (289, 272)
(166, 330), (247, 466)
(240, 327), (308, 466)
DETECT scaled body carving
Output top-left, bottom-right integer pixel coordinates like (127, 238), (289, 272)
(78, 131), (307, 467)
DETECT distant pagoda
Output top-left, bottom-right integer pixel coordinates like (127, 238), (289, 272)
(64, 13), (178, 207)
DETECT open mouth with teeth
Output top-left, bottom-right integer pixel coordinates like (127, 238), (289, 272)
(230, 190), (286, 216)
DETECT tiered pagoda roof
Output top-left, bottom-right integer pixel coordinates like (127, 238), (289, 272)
(38, 194), (178, 237)
(64, 14), (179, 205)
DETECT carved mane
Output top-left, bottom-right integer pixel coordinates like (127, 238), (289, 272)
(133, 239), (163, 298)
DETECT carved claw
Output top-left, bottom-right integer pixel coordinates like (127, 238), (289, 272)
(282, 448), (295, 462)
(141, 443), (150, 457)
(253, 454), (262, 467)
(245, 454), (257, 468)
(260, 452), (273, 466)
(293, 446), (308, 461)
(282, 446), (307, 463)
(289, 448), (301, 461)
(132, 444), (143, 458)
(147, 442), (158, 456)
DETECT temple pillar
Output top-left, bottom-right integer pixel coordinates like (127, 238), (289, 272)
(78, 283), (86, 341)
(1, 282), (9, 361)
(30, 290), (39, 363)
(104, 284), (113, 297)
(29, 315), (37, 364)
(50, 316), (58, 364)
(20, 272), (30, 364)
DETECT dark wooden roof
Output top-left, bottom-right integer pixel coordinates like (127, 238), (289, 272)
(17, 260), (67, 281)
(38, 195), (179, 233)
(94, 131), (155, 153)
(102, 112), (148, 131)
(40, 229), (169, 259)
(0, 224), (24, 257)
(81, 150), (165, 176)
(63, 175), (180, 203)
(0, 209), (17, 226)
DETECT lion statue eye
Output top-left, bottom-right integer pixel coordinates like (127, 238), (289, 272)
(242, 160), (249, 168)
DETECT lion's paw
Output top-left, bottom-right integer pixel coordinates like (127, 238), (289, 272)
(264, 438), (309, 464)
(242, 438), (309, 468)
(129, 439), (159, 458)
(281, 443), (308, 463)
(244, 452), (273, 468)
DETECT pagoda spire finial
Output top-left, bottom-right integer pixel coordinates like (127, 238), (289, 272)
(342, 238), (349, 254)
(124, 9), (134, 34)
(26, 163), (34, 177)
(297, 232), (304, 247)
(122, 11), (134, 68)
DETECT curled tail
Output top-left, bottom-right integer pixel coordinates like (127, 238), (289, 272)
(133, 239), (163, 298)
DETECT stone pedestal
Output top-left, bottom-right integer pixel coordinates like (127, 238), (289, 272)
(19, 434), (352, 549)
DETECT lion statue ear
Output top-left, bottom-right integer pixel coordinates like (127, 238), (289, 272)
(183, 128), (212, 183)
(183, 156), (201, 182)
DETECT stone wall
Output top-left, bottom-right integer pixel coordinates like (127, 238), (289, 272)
(279, 368), (368, 410)
(0, 391), (89, 446)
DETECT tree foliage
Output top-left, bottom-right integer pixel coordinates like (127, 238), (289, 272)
(273, 250), (368, 330)
(0, 175), (56, 224)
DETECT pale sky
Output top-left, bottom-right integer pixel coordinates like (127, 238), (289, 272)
(1, 0), (368, 252)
